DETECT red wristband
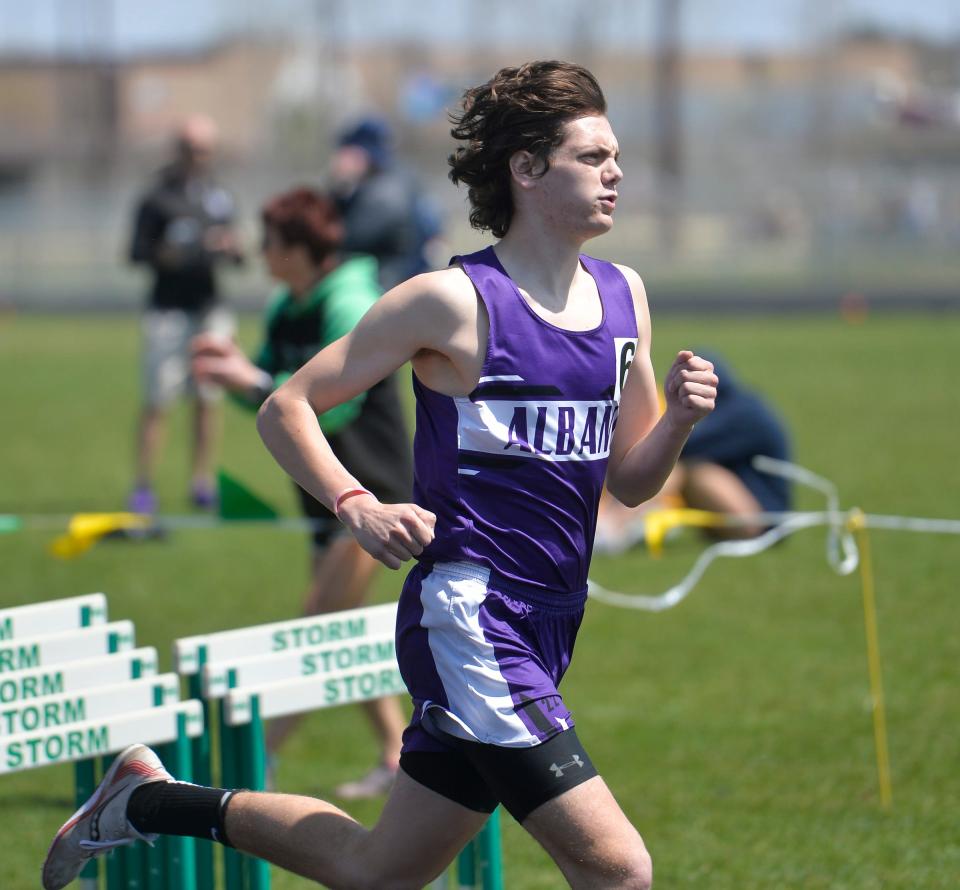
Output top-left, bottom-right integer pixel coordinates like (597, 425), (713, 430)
(334, 487), (374, 518)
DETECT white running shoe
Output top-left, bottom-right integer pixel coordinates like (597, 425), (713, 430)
(334, 763), (398, 800)
(41, 744), (172, 890)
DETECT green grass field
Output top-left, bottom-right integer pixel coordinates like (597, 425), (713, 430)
(1, 311), (957, 889)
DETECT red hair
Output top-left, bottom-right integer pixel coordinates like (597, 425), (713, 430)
(261, 187), (344, 263)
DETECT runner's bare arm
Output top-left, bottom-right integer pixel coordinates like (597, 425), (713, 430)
(606, 265), (718, 507)
(256, 268), (481, 568)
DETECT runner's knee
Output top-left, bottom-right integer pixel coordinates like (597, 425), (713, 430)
(623, 843), (653, 890)
(344, 858), (446, 890)
(563, 839), (652, 890)
(613, 836), (653, 890)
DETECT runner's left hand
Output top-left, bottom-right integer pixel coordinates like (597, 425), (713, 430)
(663, 350), (717, 429)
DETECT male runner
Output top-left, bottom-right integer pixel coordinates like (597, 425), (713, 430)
(43, 60), (717, 890)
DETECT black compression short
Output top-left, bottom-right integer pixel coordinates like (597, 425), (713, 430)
(400, 724), (597, 824)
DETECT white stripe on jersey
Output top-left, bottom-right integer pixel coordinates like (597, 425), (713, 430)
(455, 397), (617, 463)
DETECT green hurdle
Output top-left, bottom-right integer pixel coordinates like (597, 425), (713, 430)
(0, 620), (136, 675)
(4, 595), (502, 888)
(456, 810), (503, 890)
(0, 595), (205, 890)
(180, 602), (503, 890)
(0, 678), (205, 890)
(0, 593), (108, 641)
(174, 603), (399, 890)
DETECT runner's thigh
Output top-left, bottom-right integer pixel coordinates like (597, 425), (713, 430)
(359, 769), (490, 887)
(522, 775), (651, 889)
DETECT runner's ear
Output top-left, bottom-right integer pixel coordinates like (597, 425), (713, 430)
(509, 151), (544, 187)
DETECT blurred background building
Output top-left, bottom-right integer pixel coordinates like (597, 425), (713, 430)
(1, 0), (959, 311)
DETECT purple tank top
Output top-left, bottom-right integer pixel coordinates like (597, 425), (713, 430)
(413, 246), (639, 596)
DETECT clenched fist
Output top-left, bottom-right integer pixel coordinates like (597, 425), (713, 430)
(663, 350), (718, 429)
(337, 496), (437, 570)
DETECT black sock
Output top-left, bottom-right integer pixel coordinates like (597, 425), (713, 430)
(127, 781), (237, 847)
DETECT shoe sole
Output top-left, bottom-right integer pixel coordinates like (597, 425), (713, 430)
(41, 744), (159, 890)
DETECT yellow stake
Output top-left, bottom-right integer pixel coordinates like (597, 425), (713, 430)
(642, 507), (726, 558)
(848, 508), (893, 810)
(48, 512), (151, 559)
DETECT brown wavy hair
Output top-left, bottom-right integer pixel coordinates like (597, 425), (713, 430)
(261, 187), (344, 264)
(448, 60), (607, 238)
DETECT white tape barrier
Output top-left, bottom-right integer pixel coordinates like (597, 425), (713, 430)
(175, 602), (397, 675)
(203, 632), (396, 699)
(644, 507), (960, 540)
(589, 512), (829, 612)
(752, 456), (860, 575)
(0, 594), (108, 641)
(860, 515), (960, 535)
(0, 700), (204, 774)
(588, 458), (960, 612)
(0, 674), (179, 736)
(0, 621), (136, 674)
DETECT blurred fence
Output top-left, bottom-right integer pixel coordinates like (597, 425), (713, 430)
(2, 3), (959, 311)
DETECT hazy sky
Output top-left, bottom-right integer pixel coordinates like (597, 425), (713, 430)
(1, 0), (958, 56)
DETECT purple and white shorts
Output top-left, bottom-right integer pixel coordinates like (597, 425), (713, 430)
(396, 560), (587, 754)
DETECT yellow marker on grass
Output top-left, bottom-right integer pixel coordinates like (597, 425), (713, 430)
(847, 507), (893, 810)
(48, 512), (151, 558)
(642, 507), (726, 558)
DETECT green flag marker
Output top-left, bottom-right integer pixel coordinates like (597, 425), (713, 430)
(217, 470), (279, 521)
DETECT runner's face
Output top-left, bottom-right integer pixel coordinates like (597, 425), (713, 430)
(534, 115), (622, 239)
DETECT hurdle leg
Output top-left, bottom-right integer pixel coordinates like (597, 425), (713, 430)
(454, 808), (503, 890)
(145, 743), (170, 890)
(152, 836), (171, 890)
(165, 716), (198, 890)
(75, 759), (99, 890)
(123, 838), (147, 889)
(238, 698), (270, 890)
(456, 834), (477, 889)
(476, 809), (504, 890)
(103, 747), (125, 888)
(188, 672), (215, 890)
(218, 704), (247, 889)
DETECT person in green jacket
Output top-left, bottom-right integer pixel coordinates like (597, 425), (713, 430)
(191, 186), (413, 799)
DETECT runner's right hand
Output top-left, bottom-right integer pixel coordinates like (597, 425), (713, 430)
(337, 497), (436, 569)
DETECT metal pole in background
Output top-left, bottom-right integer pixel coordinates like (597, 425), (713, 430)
(653, 0), (683, 256)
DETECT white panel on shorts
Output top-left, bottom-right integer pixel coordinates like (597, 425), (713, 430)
(419, 561), (538, 747)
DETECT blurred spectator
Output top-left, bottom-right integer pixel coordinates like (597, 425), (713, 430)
(901, 175), (940, 240)
(595, 352), (793, 553)
(744, 187), (806, 242)
(127, 113), (243, 513)
(330, 115), (443, 289)
(191, 186), (413, 799)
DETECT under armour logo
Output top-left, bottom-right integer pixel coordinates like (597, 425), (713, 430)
(549, 755), (584, 778)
